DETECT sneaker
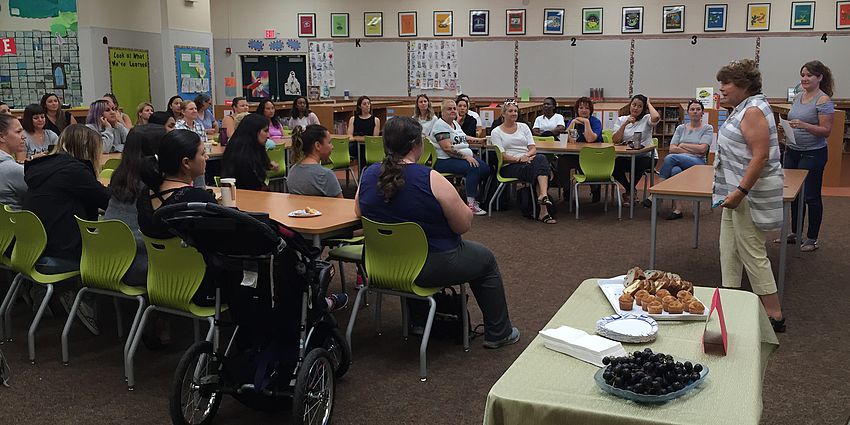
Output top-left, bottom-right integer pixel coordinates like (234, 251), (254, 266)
(769, 316), (786, 333)
(483, 326), (521, 349)
(327, 293), (349, 312)
(641, 198), (653, 209)
(68, 295), (100, 336)
(665, 211), (684, 220)
(469, 201), (487, 216)
(800, 239), (819, 252)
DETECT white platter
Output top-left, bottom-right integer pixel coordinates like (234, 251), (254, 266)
(595, 313), (658, 343)
(597, 278), (708, 321)
(288, 209), (322, 217)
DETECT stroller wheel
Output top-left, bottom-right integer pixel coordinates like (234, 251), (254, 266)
(169, 341), (222, 425)
(293, 348), (335, 425)
(323, 327), (351, 379)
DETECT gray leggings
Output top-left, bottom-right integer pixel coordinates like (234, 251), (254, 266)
(415, 240), (513, 342)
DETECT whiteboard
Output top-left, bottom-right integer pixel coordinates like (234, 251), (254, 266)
(458, 40), (516, 98)
(519, 39), (631, 98)
(759, 35), (850, 99)
(329, 41), (407, 97)
(633, 38), (755, 98)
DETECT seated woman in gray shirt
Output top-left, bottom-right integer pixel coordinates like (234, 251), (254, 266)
(0, 114), (28, 209)
(286, 124), (343, 198)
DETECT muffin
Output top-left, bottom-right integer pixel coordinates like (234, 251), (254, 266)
(677, 290), (694, 304)
(634, 289), (651, 302)
(688, 300), (706, 314)
(619, 293), (634, 310)
(661, 295), (677, 311)
(655, 289), (671, 300)
(647, 300), (664, 314)
(667, 300), (685, 314)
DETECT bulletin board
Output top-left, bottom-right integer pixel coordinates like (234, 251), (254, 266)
(174, 45), (212, 101)
(108, 47), (151, 119)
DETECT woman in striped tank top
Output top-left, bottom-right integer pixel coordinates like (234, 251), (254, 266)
(714, 59), (785, 333)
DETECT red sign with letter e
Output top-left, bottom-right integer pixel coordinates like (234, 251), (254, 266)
(0, 38), (16, 56)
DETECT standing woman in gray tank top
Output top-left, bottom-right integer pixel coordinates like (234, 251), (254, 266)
(781, 61), (835, 252)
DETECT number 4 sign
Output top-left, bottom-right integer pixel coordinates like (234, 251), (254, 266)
(0, 38), (17, 56)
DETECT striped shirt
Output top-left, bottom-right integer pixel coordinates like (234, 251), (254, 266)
(712, 94), (784, 231)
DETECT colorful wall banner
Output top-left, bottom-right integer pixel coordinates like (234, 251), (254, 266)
(109, 47), (151, 122)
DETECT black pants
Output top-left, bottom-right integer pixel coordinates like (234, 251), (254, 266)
(500, 154), (550, 184)
(613, 156), (654, 193)
(784, 146), (827, 239)
(415, 240), (513, 342)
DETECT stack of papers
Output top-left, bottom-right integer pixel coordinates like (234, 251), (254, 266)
(539, 326), (627, 367)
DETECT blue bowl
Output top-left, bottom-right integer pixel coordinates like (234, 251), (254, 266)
(594, 364), (709, 403)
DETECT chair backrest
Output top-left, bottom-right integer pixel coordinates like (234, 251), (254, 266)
(0, 205), (13, 264)
(142, 236), (207, 311)
(417, 137), (434, 166)
(364, 136), (385, 165)
(214, 176), (221, 187)
(5, 206), (47, 275)
(602, 132), (613, 143)
(493, 146), (514, 183)
(75, 217), (137, 292)
(362, 218), (432, 297)
(266, 145), (287, 178)
(282, 128), (293, 136)
(102, 158), (121, 171)
(99, 168), (114, 180)
(578, 146), (616, 182)
(325, 137), (352, 170)
(533, 136), (555, 142)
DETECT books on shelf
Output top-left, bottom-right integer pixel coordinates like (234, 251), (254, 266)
(539, 325), (627, 367)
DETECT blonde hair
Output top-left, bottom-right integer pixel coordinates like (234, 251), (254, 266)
(440, 99), (456, 120)
(54, 124), (104, 175)
(136, 102), (153, 123)
(232, 112), (250, 130)
(500, 99), (519, 116)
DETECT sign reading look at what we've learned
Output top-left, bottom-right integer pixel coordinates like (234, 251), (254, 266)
(108, 47), (151, 121)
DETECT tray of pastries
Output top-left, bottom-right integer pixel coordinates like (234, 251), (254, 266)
(597, 267), (708, 321)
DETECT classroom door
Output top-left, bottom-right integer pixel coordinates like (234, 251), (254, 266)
(240, 55), (307, 102)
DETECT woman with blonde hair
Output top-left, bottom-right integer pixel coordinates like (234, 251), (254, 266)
(136, 102), (154, 125)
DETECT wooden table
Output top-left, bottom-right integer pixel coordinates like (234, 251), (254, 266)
(648, 165), (807, 299)
(99, 137), (292, 166)
(311, 101), (402, 131)
(479, 102), (544, 125)
(233, 190), (359, 247)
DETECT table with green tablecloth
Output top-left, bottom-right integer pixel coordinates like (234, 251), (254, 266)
(484, 279), (779, 425)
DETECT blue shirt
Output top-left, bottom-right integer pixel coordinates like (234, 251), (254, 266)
(569, 116), (603, 142)
(200, 108), (217, 130)
(358, 163), (460, 253)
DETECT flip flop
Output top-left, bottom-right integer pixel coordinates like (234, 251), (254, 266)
(538, 214), (557, 224)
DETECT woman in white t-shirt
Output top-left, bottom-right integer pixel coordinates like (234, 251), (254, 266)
(288, 96), (321, 130)
(491, 101), (556, 224)
(532, 97), (566, 139)
(611, 94), (660, 203)
(430, 99), (490, 215)
(413, 94), (438, 139)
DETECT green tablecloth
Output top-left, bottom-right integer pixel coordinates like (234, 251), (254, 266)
(484, 279), (779, 425)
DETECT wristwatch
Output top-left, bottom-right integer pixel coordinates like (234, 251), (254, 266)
(736, 185), (750, 195)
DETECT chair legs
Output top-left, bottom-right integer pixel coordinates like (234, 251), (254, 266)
(488, 183), (507, 217)
(345, 286), (369, 350)
(28, 283), (54, 363)
(113, 298), (123, 339)
(573, 183), (622, 220)
(418, 296), (437, 381)
(0, 273), (23, 341)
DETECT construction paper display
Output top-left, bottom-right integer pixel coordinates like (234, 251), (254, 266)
(108, 47), (151, 118)
(407, 39), (458, 91)
(0, 30), (82, 107)
(174, 45), (212, 101)
(309, 41), (335, 96)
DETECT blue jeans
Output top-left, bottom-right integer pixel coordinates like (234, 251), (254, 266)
(660, 153), (705, 179)
(434, 157), (490, 198)
(784, 146), (827, 239)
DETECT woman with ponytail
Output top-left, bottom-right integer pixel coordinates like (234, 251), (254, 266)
(356, 116), (519, 349)
(287, 124), (342, 197)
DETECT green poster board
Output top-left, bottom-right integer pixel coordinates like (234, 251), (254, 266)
(108, 47), (151, 124)
(174, 46), (212, 101)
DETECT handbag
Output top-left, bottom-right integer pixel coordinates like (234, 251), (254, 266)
(407, 286), (474, 344)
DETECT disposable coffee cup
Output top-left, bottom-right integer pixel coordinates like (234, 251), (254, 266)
(558, 132), (568, 143)
(220, 178), (237, 207)
(204, 142), (213, 154)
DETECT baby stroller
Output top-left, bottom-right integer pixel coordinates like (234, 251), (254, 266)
(154, 202), (351, 425)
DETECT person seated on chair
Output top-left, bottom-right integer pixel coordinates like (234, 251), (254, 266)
(221, 113), (278, 191)
(21, 103), (59, 161)
(0, 114), (28, 209)
(288, 96), (321, 131)
(23, 124), (111, 335)
(40, 93), (76, 135)
(429, 99), (489, 216)
(490, 100), (557, 224)
(287, 124), (342, 198)
(193, 94), (218, 135)
(532, 97), (566, 139)
(413, 94), (438, 139)
(456, 93), (483, 131)
(103, 93), (134, 129)
(456, 97), (482, 138)
(0, 101), (10, 116)
(221, 97), (249, 138)
(611, 94), (660, 203)
(558, 97), (604, 202)
(175, 100), (208, 142)
(166, 95), (183, 121)
(355, 116), (520, 349)
(256, 98), (285, 139)
(346, 95), (380, 172)
(135, 102), (154, 126)
(655, 100), (713, 219)
(149, 111), (177, 132)
(86, 99), (129, 153)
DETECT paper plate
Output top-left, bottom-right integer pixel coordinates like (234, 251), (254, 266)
(595, 313), (658, 343)
(288, 209), (322, 217)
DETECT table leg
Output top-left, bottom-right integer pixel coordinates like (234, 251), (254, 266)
(693, 201), (700, 249)
(777, 202), (790, 300)
(629, 156), (636, 219)
(796, 183), (805, 245)
(649, 195), (658, 269)
(312, 234), (321, 249)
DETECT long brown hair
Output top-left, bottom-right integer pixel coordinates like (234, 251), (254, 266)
(801, 60), (834, 97)
(414, 94), (434, 120)
(40, 93), (67, 130)
(54, 124), (104, 176)
(378, 117), (422, 201)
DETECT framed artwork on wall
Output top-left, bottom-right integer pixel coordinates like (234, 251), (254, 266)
(297, 13), (316, 38)
(790, 2), (815, 29)
(582, 8), (603, 34)
(704, 4), (728, 32)
(330, 13), (349, 38)
(470, 10), (489, 36)
(434, 11), (453, 36)
(836, 1), (850, 29)
(543, 9), (565, 35)
(622, 6), (644, 33)
(399, 12), (417, 37)
(506, 9), (526, 35)
(663, 5), (685, 33)
(364, 12), (383, 37)
(747, 3), (771, 31)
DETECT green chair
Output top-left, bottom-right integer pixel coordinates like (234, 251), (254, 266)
(99, 168), (114, 181)
(602, 129), (614, 143)
(282, 128), (293, 136)
(532, 136), (555, 142)
(102, 158), (121, 171)
(571, 146), (621, 220)
(126, 236), (224, 390)
(62, 217), (147, 380)
(487, 146), (536, 218)
(417, 137), (435, 166)
(345, 218), (468, 381)
(364, 135), (385, 166)
(326, 243), (364, 292)
(0, 206), (80, 362)
(324, 137), (357, 187)
(266, 144), (287, 192)
(214, 176), (221, 187)
(0, 204), (12, 268)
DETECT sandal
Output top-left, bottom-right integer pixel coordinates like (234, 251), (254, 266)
(800, 239), (819, 252)
(538, 214), (557, 224)
(537, 195), (553, 206)
(772, 233), (796, 244)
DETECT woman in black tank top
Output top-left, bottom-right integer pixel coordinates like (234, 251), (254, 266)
(347, 95), (380, 171)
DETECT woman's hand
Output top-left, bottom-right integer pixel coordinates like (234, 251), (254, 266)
(721, 189), (745, 209)
(464, 155), (479, 167)
(627, 115), (637, 125)
(100, 116), (113, 128)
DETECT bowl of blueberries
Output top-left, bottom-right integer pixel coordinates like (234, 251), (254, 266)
(594, 348), (708, 403)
